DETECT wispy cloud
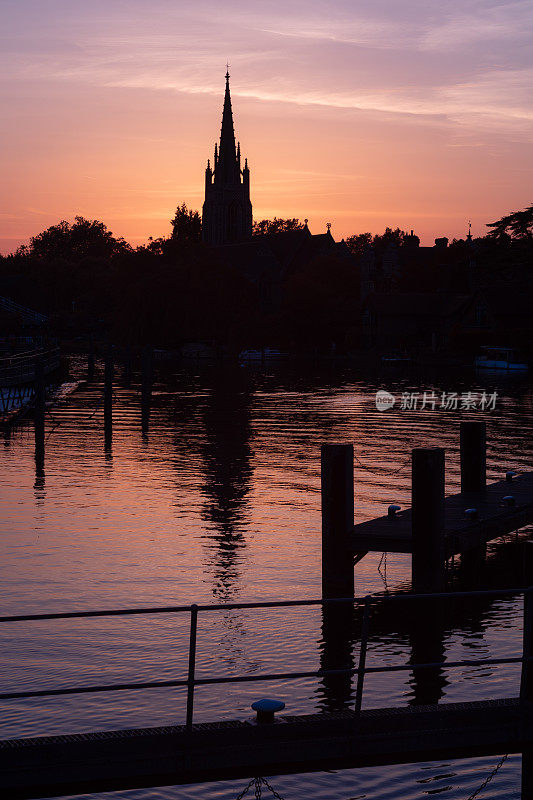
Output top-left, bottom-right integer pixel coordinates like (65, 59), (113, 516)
(420, 1), (533, 51)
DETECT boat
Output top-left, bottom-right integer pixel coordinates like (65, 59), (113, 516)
(239, 348), (287, 362)
(474, 346), (528, 371)
(381, 353), (413, 364)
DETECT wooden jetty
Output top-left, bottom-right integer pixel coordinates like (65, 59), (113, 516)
(322, 422), (533, 596)
(351, 472), (533, 555)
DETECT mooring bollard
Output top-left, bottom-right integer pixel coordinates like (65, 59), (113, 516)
(104, 345), (113, 448)
(412, 447), (445, 593)
(321, 443), (355, 599)
(251, 698), (285, 724)
(460, 420), (486, 493)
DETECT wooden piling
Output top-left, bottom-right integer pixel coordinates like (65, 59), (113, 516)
(523, 750), (533, 800)
(321, 444), (355, 599)
(521, 587), (533, 797)
(141, 346), (153, 433)
(460, 421), (487, 571)
(123, 345), (132, 388)
(87, 336), (95, 381)
(33, 355), (45, 471)
(411, 447), (445, 593)
(521, 588), (533, 705)
(524, 541), (533, 588)
(460, 421), (486, 493)
(104, 345), (113, 449)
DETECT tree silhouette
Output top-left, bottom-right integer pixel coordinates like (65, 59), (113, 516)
(346, 228), (406, 255)
(252, 217), (305, 236)
(487, 205), (533, 241)
(345, 232), (372, 255)
(18, 216), (130, 261)
(171, 203), (202, 242)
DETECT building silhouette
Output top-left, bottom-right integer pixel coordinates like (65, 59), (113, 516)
(202, 70), (252, 245)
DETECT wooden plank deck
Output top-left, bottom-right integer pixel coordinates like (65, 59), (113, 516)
(0, 698), (527, 799)
(351, 472), (533, 555)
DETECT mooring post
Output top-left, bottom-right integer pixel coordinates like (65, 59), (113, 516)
(521, 588), (533, 704)
(524, 541), (533, 588)
(141, 345), (153, 433)
(460, 421), (487, 573)
(123, 345), (132, 388)
(521, 588), (533, 799)
(34, 354), (45, 471)
(87, 336), (95, 381)
(104, 344), (113, 449)
(321, 443), (355, 599)
(412, 447), (445, 593)
(460, 420), (486, 493)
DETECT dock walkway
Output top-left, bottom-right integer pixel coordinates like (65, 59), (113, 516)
(352, 472), (533, 556)
(1, 698), (525, 799)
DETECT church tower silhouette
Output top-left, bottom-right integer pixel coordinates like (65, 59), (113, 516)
(202, 70), (253, 245)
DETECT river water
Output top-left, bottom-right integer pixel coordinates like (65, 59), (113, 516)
(1, 358), (532, 799)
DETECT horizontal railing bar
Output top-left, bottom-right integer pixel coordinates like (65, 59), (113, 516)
(0, 606), (193, 623)
(0, 598), (359, 623)
(376, 587), (528, 602)
(364, 655), (523, 675)
(0, 656), (524, 702)
(0, 587), (527, 624)
(0, 678), (189, 701)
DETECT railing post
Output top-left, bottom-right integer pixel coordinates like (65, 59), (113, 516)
(355, 596), (371, 712)
(186, 603), (198, 730)
(321, 444), (355, 599)
(412, 447), (446, 593)
(521, 589), (533, 704)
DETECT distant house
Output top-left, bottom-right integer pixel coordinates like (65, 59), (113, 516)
(363, 291), (491, 353)
(211, 223), (356, 308)
(482, 286), (533, 344)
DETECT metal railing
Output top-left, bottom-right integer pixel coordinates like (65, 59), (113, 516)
(0, 587), (530, 730)
(0, 296), (47, 325)
(0, 347), (60, 387)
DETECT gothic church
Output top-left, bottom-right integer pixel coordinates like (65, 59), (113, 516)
(202, 70), (252, 245)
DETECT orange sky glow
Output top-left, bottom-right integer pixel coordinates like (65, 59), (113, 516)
(1, 0), (532, 253)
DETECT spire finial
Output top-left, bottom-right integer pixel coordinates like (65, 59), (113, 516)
(226, 62), (230, 81)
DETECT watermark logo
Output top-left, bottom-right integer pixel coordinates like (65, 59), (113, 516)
(375, 390), (396, 411)
(375, 390), (498, 411)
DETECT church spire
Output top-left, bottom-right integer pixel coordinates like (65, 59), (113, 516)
(216, 67), (239, 185)
(202, 69), (253, 245)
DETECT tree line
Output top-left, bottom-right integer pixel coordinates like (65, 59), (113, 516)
(0, 203), (530, 351)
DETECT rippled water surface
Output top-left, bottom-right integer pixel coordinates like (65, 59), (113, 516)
(1, 359), (532, 799)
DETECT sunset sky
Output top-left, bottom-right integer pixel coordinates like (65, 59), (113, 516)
(1, 0), (532, 253)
